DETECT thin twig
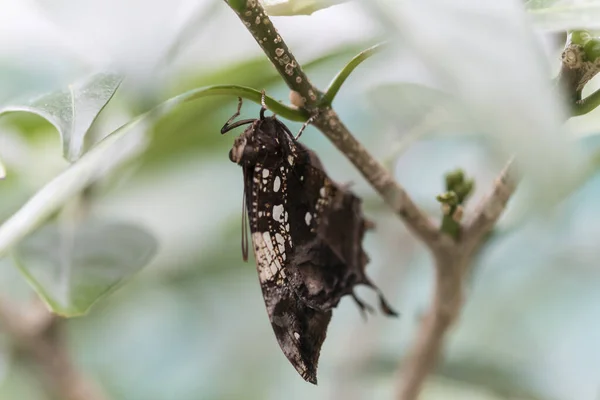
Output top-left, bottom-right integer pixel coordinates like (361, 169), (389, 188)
(395, 162), (515, 400)
(463, 161), (517, 254)
(396, 246), (465, 400)
(227, 0), (323, 108)
(0, 299), (109, 400)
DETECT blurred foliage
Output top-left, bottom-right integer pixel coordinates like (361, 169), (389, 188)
(0, 1), (599, 400)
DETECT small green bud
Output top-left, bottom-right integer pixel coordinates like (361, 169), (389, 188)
(570, 30), (592, 46)
(445, 169), (465, 191)
(584, 38), (600, 62)
(455, 179), (475, 203)
(436, 191), (459, 207)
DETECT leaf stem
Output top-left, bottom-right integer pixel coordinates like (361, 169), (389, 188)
(572, 88), (600, 116)
(321, 43), (385, 106)
(173, 84), (308, 121)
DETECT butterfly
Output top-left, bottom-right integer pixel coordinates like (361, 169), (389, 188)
(222, 96), (397, 384)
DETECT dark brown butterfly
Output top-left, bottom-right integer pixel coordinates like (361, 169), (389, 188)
(222, 96), (397, 384)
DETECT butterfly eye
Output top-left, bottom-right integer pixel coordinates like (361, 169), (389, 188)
(229, 137), (247, 163)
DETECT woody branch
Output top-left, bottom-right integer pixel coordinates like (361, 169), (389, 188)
(0, 298), (109, 400)
(225, 0), (440, 245)
(223, 2), (592, 400)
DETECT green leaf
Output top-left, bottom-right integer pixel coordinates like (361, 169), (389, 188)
(261, 0), (348, 16)
(12, 221), (157, 316)
(526, 0), (600, 31)
(0, 72), (122, 162)
(0, 83), (286, 269)
(0, 113), (149, 260)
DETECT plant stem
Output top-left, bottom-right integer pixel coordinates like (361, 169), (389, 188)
(0, 299), (109, 400)
(226, 0), (323, 108)
(176, 84), (307, 121)
(311, 108), (440, 243)
(573, 87), (600, 116)
(396, 249), (464, 400)
(225, 0), (440, 244)
(224, 2), (520, 400)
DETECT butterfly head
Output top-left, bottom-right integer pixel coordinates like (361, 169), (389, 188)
(228, 118), (288, 165)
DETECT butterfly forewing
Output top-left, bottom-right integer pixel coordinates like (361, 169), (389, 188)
(242, 120), (331, 384)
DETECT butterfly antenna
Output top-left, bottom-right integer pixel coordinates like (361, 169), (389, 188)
(241, 185), (249, 261)
(259, 90), (267, 120)
(221, 97), (257, 134)
(295, 113), (318, 140)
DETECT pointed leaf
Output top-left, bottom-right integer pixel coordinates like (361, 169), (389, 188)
(12, 221), (157, 316)
(0, 72), (122, 162)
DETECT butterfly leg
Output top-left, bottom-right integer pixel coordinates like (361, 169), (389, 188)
(351, 292), (375, 321)
(295, 112), (319, 140)
(221, 97), (256, 134)
(363, 278), (399, 317)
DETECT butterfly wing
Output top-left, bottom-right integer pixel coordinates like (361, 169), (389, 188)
(244, 133), (332, 385)
(285, 144), (398, 316)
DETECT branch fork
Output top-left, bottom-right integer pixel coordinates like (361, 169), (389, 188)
(226, 1), (521, 399)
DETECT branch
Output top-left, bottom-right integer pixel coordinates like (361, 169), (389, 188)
(0, 299), (109, 400)
(224, 2), (520, 399)
(311, 108), (441, 244)
(463, 161), (516, 252)
(558, 31), (600, 115)
(227, 0), (323, 109)
(394, 161), (516, 399)
(396, 246), (464, 400)
(225, 0), (440, 245)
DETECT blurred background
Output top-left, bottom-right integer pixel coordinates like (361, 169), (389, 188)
(1, 0), (600, 399)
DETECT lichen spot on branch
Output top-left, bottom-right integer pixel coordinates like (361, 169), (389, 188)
(290, 90), (306, 108)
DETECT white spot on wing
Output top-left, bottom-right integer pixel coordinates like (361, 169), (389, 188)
(253, 232), (274, 281)
(275, 232), (286, 253)
(262, 232), (273, 251)
(273, 204), (284, 222)
(262, 169), (269, 178)
(305, 212), (312, 226)
(294, 332), (300, 340)
(275, 232), (284, 245)
(319, 187), (326, 197)
(273, 176), (281, 192)
(287, 155), (294, 165)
